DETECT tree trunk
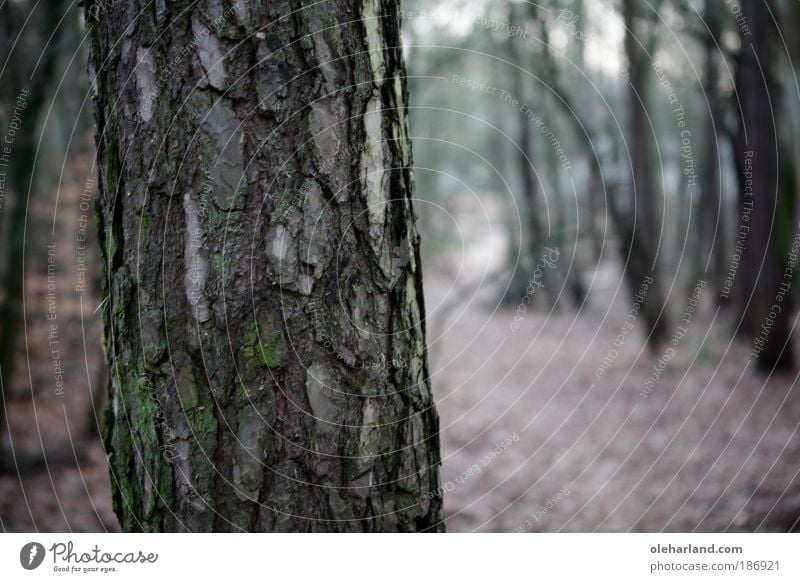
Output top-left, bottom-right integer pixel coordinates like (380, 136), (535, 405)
(536, 10), (585, 309)
(622, 0), (668, 349)
(734, 0), (794, 371)
(698, 3), (726, 302)
(86, 0), (443, 532)
(503, 1), (546, 307)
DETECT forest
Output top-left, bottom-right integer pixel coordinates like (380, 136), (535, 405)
(0, 0), (799, 533)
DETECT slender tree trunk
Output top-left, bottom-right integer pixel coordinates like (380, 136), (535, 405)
(622, 0), (668, 349)
(537, 11), (585, 309)
(734, 0), (794, 371)
(503, 1), (549, 307)
(699, 3), (726, 301)
(572, 0), (602, 264)
(87, 0), (443, 532)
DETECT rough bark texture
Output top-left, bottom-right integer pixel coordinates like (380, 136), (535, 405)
(86, 0), (443, 532)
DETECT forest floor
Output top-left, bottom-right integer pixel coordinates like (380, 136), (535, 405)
(426, 271), (800, 532)
(0, 271), (116, 532)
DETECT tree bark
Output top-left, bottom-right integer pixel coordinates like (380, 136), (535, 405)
(86, 0), (443, 531)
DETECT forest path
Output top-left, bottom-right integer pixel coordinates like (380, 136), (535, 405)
(426, 270), (800, 532)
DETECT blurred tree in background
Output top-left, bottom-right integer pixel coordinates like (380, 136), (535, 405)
(405, 0), (800, 372)
(0, 0), (72, 463)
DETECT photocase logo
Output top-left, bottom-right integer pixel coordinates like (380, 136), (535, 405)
(20, 542), (45, 570)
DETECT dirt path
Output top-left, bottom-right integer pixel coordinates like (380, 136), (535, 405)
(426, 273), (800, 532)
